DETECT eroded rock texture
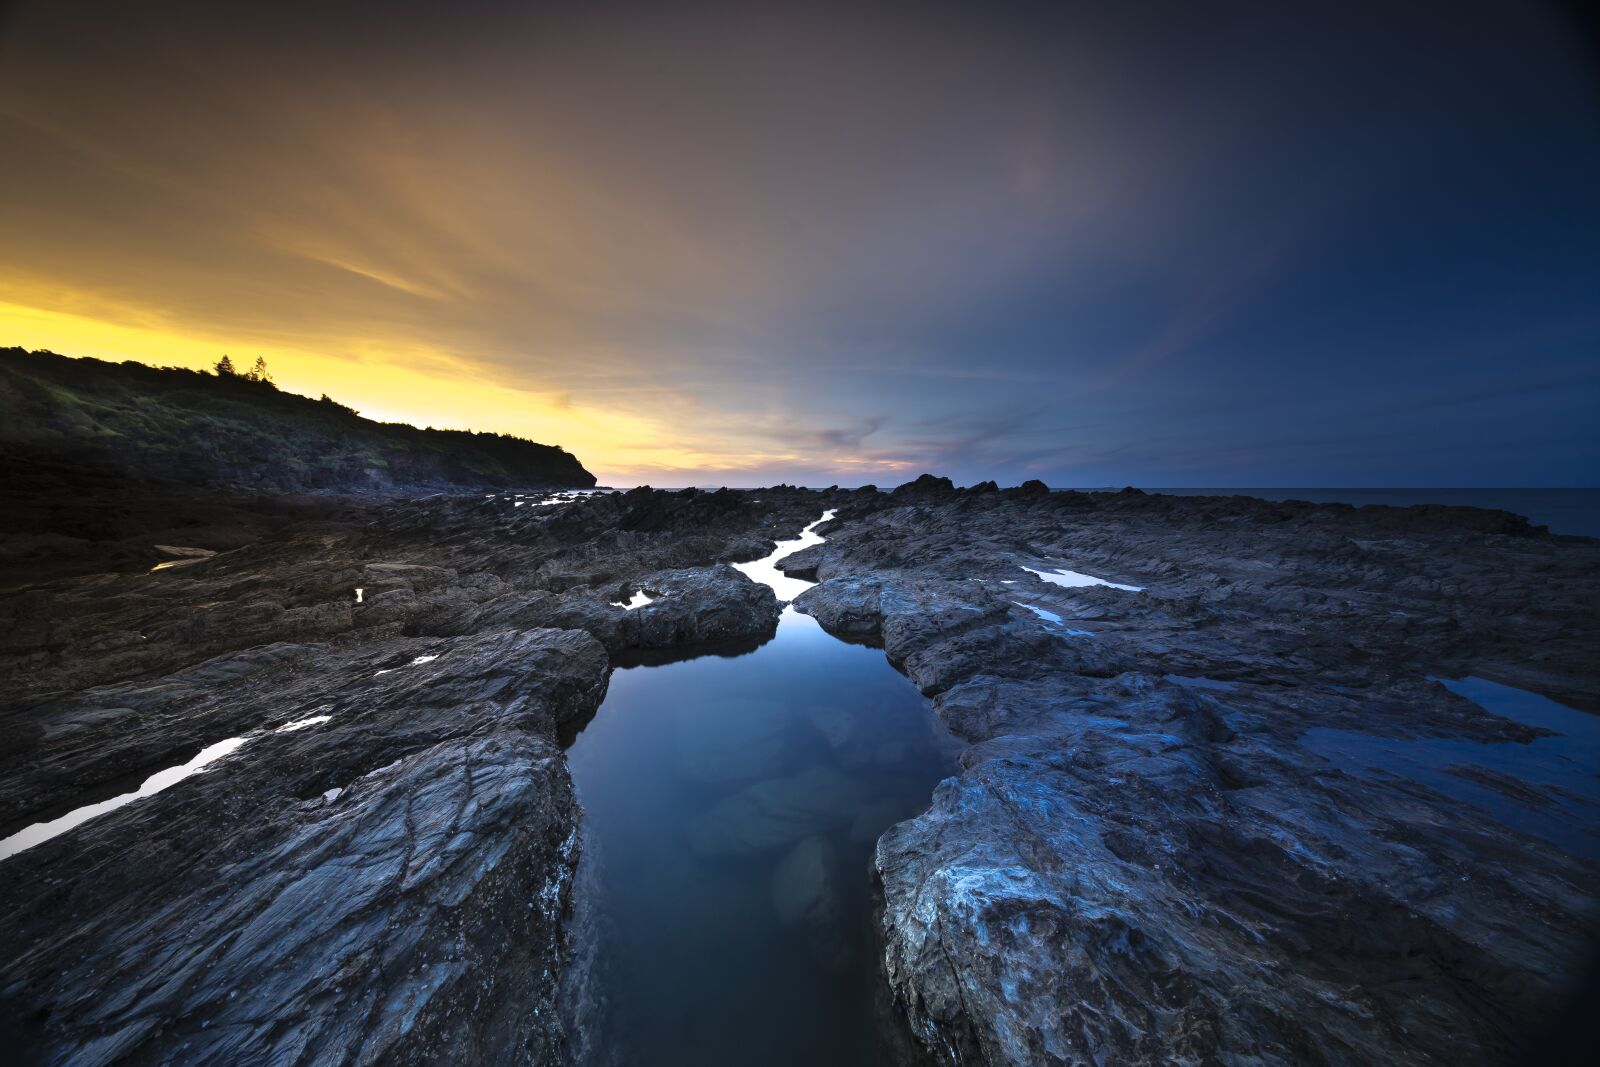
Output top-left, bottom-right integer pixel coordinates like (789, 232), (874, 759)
(1, 480), (1595, 1065)
(791, 483), (1600, 1064)
(0, 487), (837, 1064)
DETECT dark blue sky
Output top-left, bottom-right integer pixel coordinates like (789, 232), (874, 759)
(2, 0), (1596, 485)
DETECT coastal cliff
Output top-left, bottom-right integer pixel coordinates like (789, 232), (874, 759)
(0, 347), (595, 496)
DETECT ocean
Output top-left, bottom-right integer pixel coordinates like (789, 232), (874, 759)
(687, 485), (1600, 539)
(1121, 488), (1600, 539)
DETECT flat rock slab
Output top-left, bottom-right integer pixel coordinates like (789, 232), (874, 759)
(0, 487), (843, 1065)
(795, 482), (1600, 1064)
(0, 627), (609, 1065)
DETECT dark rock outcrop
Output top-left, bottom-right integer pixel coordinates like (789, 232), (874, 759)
(792, 486), (1600, 1065)
(0, 485), (842, 1065)
(1, 480), (1596, 1065)
(891, 473), (956, 499)
(0, 627), (607, 1065)
(0, 346), (596, 499)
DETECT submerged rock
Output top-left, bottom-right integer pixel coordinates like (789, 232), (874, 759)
(848, 798), (913, 843)
(673, 696), (793, 787)
(771, 835), (851, 969)
(686, 765), (875, 857)
(800, 702), (859, 750)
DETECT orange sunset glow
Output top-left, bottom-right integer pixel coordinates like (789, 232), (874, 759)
(2, 0), (1596, 487)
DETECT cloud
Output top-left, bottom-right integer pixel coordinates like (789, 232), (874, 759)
(0, 0), (1595, 486)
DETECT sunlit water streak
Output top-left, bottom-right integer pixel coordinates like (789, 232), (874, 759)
(0, 736), (248, 862)
(504, 488), (617, 508)
(374, 653), (439, 676)
(0, 709), (345, 863)
(1021, 563), (1142, 592)
(732, 509), (835, 602)
(277, 714), (332, 732)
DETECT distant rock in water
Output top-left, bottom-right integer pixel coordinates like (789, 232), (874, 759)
(0, 347), (595, 495)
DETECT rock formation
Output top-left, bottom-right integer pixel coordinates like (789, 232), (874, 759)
(1, 478), (1595, 1064)
(0, 486), (825, 1062)
(792, 479), (1599, 1064)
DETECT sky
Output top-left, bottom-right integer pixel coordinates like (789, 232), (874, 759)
(1, 0), (1596, 488)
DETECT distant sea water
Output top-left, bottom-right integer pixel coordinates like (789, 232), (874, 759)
(692, 485), (1600, 538)
(1102, 488), (1600, 539)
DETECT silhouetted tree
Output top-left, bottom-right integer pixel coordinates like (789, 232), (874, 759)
(247, 356), (272, 383)
(214, 354), (237, 376)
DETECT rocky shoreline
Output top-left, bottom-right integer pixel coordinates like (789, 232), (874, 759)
(1, 481), (1595, 1063)
(791, 479), (1598, 1063)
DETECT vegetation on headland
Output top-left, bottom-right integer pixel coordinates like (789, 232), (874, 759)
(0, 347), (596, 494)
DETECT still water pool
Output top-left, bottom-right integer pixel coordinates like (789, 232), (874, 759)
(566, 517), (960, 1064)
(1303, 676), (1600, 861)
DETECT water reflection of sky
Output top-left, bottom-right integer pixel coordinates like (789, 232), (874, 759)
(567, 513), (960, 1064)
(0, 736), (249, 862)
(1302, 677), (1600, 861)
(1014, 601), (1094, 636)
(1, 703), (349, 863)
(732, 509), (835, 602)
(1021, 564), (1142, 592)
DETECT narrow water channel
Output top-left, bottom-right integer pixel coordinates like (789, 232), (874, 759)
(566, 514), (960, 1064)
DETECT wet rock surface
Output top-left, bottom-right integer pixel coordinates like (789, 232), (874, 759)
(0, 627), (605, 1065)
(0, 486), (840, 1064)
(0, 479), (1595, 1064)
(792, 482), (1600, 1064)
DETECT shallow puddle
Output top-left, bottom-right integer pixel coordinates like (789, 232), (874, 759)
(1303, 676), (1600, 860)
(0, 736), (249, 862)
(374, 653), (439, 676)
(1021, 563), (1142, 592)
(1017, 601), (1062, 623)
(567, 511), (959, 1064)
(1014, 601), (1095, 635)
(732, 509), (834, 601)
